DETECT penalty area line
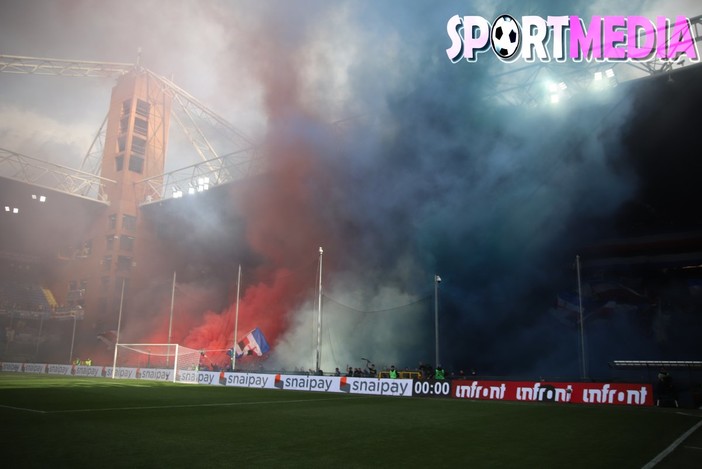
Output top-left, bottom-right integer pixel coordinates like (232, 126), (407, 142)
(0, 404), (47, 414)
(47, 395), (369, 414)
(642, 419), (702, 468)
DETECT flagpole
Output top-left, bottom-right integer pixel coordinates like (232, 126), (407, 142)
(167, 270), (176, 367)
(315, 247), (323, 373)
(111, 278), (126, 379)
(69, 311), (77, 365)
(35, 313), (44, 358)
(576, 255), (587, 379)
(232, 264), (241, 371)
(434, 274), (441, 367)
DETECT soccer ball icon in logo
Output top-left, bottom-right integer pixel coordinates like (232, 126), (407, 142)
(491, 15), (521, 59)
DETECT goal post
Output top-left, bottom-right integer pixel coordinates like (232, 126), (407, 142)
(112, 343), (201, 383)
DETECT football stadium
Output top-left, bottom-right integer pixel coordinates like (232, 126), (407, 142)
(1, 1), (702, 467)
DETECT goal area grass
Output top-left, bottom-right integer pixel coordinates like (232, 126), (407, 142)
(1, 373), (700, 468)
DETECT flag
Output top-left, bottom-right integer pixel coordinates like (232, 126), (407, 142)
(588, 280), (646, 303)
(556, 293), (582, 313)
(96, 330), (117, 349)
(593, 300), (639, 316)
(235, 328), (270, 358)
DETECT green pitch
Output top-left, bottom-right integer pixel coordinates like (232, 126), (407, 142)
(1, 373), (700, 468)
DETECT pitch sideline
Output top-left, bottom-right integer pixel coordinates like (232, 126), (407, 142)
(642, 419), (702, 468)
(0, 404), (47, 414)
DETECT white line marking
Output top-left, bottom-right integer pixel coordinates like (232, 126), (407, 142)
(642, 419), (702, 468)
(0, 404), (47, 414)
(47, 395), (366, 414)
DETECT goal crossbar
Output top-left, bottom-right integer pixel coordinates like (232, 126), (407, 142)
(111, 343), (201, 383)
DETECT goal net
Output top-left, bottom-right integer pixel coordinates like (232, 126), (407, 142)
(112, 343), (201, 383)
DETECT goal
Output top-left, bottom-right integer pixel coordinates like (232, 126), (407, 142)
(112, 343), (201, 383)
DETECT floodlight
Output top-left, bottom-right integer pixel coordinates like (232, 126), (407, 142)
(605, 68), (615, 78)
(196, 176), (211, 192)
(4, 206), (9, 212)
(558, 81), (567, 90)
(13, 208), (18, 214)
(31, 194), (37, 200)
(550, 94), (560, 104)
(594, 71), (603, 81)
(39, 195), (46, 202)
(188, 187), (196, 195)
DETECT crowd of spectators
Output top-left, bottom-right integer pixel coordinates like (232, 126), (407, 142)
(0, 280), (50, 312)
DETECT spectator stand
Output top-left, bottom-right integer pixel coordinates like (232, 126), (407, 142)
(610, 360), (702, 408)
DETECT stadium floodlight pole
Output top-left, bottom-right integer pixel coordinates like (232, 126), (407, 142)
(315, 247), (323, 373)
(232, 264), (241, 371)
(111, 278), (126, 379)
(434, 275), (441, 367)
(576, 255), (587, 379)
(167, 270), (176, 367)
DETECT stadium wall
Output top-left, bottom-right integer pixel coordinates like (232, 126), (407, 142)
(0, 362), (653, 406)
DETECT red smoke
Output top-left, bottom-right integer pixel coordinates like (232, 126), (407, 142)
(155, 28), (340, 367)
(181, 266), (315, 367)
(176, 130), (336, 366)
